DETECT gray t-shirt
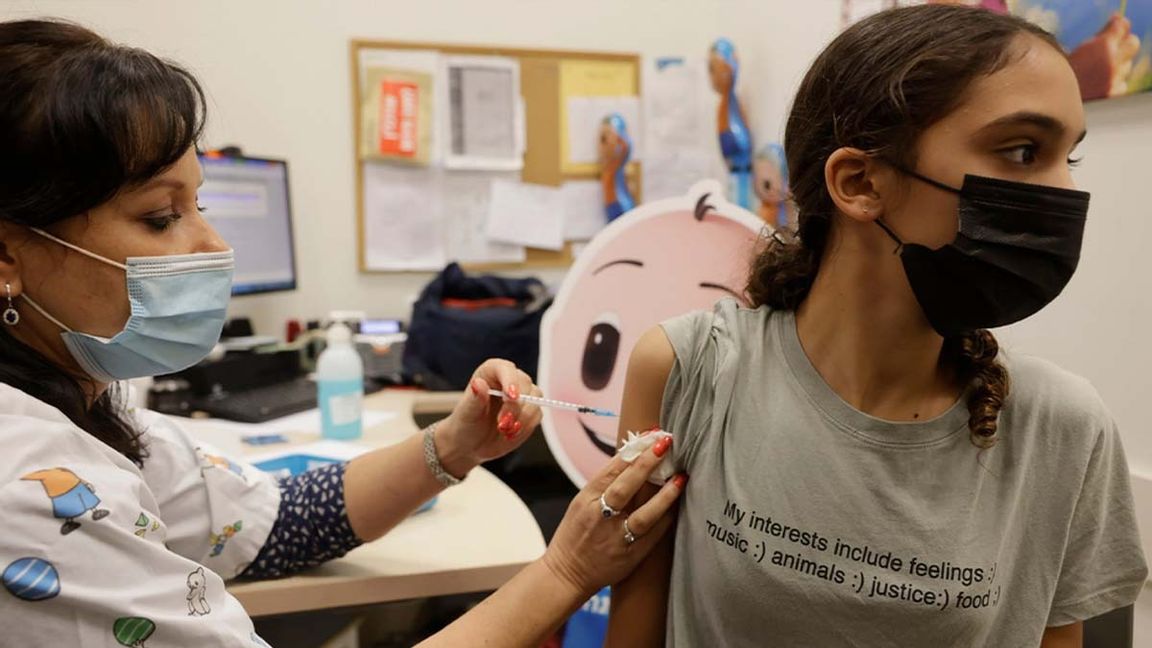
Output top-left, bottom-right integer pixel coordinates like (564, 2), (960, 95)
(659, 299), (1146, 647)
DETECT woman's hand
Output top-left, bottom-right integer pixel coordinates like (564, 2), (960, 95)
(433, 358), (543, 478)
(542, 435), (687, 598)
(414, 436), (686, 648)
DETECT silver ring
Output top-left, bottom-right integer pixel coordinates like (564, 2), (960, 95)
(599, 493), (621, 519)
(623, 517), (637, 545)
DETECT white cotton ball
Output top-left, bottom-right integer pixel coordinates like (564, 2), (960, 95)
(617, 429), (676, 485)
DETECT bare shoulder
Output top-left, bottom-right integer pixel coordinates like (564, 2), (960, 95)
(628, 325), (676, 381)
(617, 326), (677, 446)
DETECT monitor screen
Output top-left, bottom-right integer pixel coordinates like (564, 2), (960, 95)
(198, 154), (298, 296)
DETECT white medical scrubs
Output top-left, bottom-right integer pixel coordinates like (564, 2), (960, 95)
(0, 383), (280, 646)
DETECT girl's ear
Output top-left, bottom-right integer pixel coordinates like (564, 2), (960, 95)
(824, 147), (890, 223)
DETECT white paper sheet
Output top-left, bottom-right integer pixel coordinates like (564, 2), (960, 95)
(566, 96), (643, 166)
(645, 148), (722, 203)
(442, 171), (527, 264)
(561, 180), (607, 241)
(485, 179), (565, 251)
(643, 57), (709, 146)
(443, 56), (524, 170)
(362, 162), (447, 271)
(641, 56), (723, 201)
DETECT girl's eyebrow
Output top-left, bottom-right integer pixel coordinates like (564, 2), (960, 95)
(978, 110), (1086, 144)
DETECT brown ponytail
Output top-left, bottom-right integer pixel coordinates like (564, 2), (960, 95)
(945, 331), (1010, 448)
(749, 4), (1059, 447)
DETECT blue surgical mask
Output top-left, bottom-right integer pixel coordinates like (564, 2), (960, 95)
(21, 228), (234, 381)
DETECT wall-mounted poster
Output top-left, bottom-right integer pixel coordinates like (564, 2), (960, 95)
(360, 66), (435, 165)
(842, 1), (1152, 101)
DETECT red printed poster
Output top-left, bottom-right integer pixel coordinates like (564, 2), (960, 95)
(360, 66), (432, 165)
(377, 80), (419, 157)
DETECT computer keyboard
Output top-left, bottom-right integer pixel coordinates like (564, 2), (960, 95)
(196, 378), (319, 423)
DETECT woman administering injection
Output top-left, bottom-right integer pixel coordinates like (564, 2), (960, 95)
(0, 20), (685, 646)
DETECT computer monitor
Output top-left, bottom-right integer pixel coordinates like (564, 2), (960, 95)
(197, 154), (298, 296)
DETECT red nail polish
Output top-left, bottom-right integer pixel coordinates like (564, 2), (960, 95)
(512, 420), (523, 433)
(470, 379), (484, 397)
(508, 384), (520, 400)
(673, 474), (688, 489)
(654, 436), (673, 457)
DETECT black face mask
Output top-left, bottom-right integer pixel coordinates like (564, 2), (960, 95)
(876, 170), (1090, 337)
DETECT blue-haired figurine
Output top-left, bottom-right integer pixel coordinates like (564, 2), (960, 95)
(599, 113), (635, 222)
(754, 142), (795, 228)
(710, 38), (753, 210)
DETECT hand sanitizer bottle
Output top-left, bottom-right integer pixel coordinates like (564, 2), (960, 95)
(317, 323), (363, 440)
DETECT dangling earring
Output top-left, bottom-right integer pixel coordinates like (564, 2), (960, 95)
(3, 283), (19, 326)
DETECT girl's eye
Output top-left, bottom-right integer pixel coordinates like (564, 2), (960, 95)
(1001, 144), (1039, 165)
(1067, 156), (1083, 168)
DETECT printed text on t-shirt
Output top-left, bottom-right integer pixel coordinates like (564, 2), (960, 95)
(704, 499), (1002, 611)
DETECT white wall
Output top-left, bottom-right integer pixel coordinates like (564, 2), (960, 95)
(6, 0), (1152, 639)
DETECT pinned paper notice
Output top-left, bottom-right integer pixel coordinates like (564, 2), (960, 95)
(485, 180), (565, 251)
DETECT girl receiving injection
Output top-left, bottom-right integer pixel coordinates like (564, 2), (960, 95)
(608, 5), (1146, 647)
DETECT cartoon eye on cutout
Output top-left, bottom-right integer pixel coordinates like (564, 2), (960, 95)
(581, 312), (622, 391)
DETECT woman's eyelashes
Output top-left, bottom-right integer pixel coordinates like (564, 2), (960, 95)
(143, 212), (182, 231)
(141, 201), (205, 232)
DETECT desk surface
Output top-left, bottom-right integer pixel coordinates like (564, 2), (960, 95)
(180, 389), (546, 617)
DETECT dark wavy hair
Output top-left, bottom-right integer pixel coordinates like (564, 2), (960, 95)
(0, 19), (207, 464)
(747, 5), (1063, 448)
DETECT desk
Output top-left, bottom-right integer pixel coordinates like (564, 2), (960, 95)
(178, 389), (547, 617)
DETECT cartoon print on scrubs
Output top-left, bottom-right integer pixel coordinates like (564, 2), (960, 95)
(539, 179), (763, 486)
(186, 567), (211, 616)
(198, 450), (245, 479)
(113, 616), (156, 647)
(208, 520), (243, 557)
(21, 467), (111, 534)
(2, 557), (62, 601)
(134, 512), (161, 539)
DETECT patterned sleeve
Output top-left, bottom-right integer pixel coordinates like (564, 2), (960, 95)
(135, 410), (281, 579)
(0, 416), (270, 647)
(239, 462), (363, 579)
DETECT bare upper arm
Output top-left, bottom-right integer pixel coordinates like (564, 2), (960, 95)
(619, 325), (677, 433)
(605, 325), (677, 648)
(1040, 621), (1082, 648)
